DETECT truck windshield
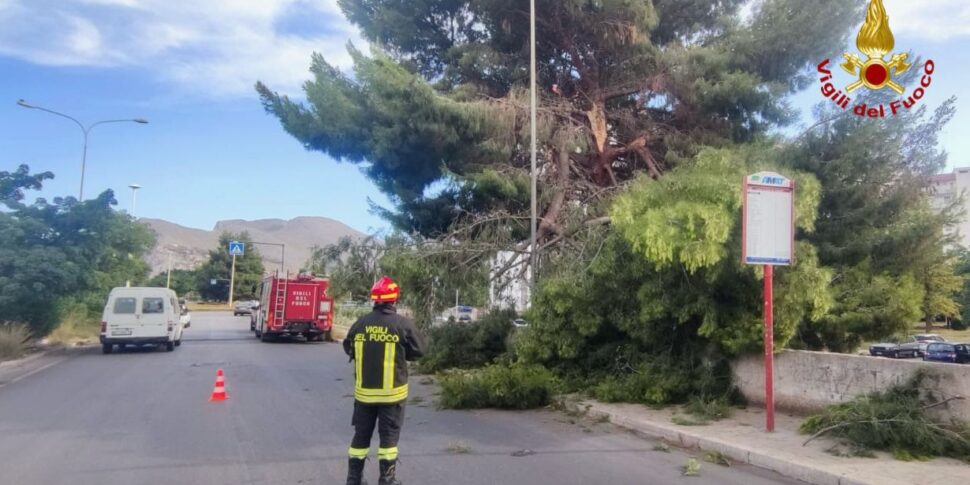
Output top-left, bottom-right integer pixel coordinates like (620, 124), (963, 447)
(113, 298), (136, 314)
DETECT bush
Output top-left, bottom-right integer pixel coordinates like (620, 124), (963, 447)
(590, 355), (736, 407)
(438, 363), (559, 410)
(800, 372), (970, 462)
(47, 301), (100, 345)
(951, 319), (968, 331)
(0, 324), (31, 361)
(417, 309), (515, 374)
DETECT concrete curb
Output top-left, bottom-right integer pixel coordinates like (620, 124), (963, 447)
(558, 399), (867, 485)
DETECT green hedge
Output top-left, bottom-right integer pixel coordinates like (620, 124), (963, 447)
(438, 363), (559, 410)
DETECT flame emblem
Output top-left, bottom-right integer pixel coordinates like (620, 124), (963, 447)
(841, 0), (911, 94)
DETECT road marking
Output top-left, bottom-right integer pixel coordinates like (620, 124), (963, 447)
(0, 357), (67, 390)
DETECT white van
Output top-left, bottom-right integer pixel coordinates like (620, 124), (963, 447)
(100, 287), (185, 354)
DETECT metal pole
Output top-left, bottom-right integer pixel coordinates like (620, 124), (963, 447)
(528, 0), (539, 302)
(764, 264), (775, 433)
(529, 0), (538, 302)
(80, 132), (89, 200)
(16, 100), (147, 200)
(229, 254), (237, 308)
(166, 253), (173, 289)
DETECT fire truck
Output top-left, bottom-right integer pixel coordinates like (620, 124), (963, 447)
(252, 272), (335, 342)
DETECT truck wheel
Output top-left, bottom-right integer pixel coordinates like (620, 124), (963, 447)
(165, 341), (175, 352)
(260, 332), (273, 343)
(175, 339), (182, 347)
(323, 330), (333, 342)
(102, 344), (113, 354)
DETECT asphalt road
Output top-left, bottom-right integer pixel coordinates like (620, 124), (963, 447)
(0, 312), (802, 485)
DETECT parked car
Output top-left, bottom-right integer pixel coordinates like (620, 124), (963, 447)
(179, 299), (191, 329)
(911, 334), (945, 356)
(923, 342), (970, 364)
(869, 341), (909, 358)
(233, 300), (257, 316)
(100, 287), (184, 354)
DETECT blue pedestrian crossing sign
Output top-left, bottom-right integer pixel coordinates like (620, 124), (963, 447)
(228, 241), (245, 256)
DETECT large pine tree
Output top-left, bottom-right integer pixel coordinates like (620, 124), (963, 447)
(258, 0), (858, 240)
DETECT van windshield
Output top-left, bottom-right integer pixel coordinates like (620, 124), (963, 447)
(113, 297), (137, 314)
(142, 298), (165, 314)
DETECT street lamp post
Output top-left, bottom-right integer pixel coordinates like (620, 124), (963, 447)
(529, 0), (538, 301)
(128, 183), (142, 218)
(16, 99), (148, 200)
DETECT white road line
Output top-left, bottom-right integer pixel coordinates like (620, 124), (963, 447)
(0, 357), (67, 390)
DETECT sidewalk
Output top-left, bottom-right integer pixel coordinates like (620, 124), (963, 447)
(558, 398), (968, 485)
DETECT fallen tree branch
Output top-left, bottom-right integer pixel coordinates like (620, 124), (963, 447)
(922, 395), (965, 412)
(802, 419), (911, 446)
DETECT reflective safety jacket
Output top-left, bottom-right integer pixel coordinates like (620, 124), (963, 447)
(343, 305), (427, 404)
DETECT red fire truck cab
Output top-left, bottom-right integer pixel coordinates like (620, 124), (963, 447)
(253, 272), (335, 342)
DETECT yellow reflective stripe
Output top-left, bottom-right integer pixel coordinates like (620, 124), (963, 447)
(348, 447), (369, 459)
(378, 447), (399, 460)
(354, 384), (408, 396)
(383, 342), (396, 390)
(355, 340), (363, 385)
(354, 385), (408, 403)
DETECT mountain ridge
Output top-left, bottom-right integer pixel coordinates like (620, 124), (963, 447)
(141, 216), (365, 275)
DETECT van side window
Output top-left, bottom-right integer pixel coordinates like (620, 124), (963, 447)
(114, 298), (137, 314)
(143, 297), (165, 314)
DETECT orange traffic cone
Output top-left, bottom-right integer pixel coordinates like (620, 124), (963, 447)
(210, 368), (228, 401)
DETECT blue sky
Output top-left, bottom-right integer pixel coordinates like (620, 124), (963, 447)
(0, 0), (968, 234)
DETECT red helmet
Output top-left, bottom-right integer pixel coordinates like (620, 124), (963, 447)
(370, 276), (400, 303)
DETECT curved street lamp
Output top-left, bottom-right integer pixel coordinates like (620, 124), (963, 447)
(16, 99), (148, 200)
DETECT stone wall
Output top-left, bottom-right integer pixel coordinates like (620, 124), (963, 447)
(732, 350), (970, 419)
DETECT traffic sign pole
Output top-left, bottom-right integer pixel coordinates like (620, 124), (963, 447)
(764, 264), (775, 432)
(228, 254), (237, 309)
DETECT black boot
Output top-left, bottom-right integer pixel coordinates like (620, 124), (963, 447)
(378, 459), (402, 485)
(346, 458), (368, 485)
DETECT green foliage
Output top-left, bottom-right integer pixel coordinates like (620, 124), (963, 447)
(589, 355), (734, 407)
(438, 363), (558, 410)
(802, 265), (923, 353)
(0, 324), (30, 361)
(305, 235), (381, 302)
(261, 0), (858, 236)
(800, 373), (970, 462)
(686, 396), (734, 423)
(146, 269), (199, 298)
(417, 309), (516, 374)
(788, 101), (958, 350)
(0, 165), (156, 335)
(196, 232), (264, 302)
(379, 233), (488, 328)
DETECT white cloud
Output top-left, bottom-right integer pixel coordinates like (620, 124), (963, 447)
(884, 0), (970, 41)
(0, 0), (364, 97)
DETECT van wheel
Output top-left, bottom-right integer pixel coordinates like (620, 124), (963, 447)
(175, 339), (182, 347)
(165, 341), (175, 352)
(102, 344), (113, 354)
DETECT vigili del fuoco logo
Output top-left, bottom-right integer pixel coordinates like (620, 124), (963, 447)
(815, 0), (935, 118)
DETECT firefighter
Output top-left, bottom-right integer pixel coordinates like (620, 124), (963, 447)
(343, 276), (427, 485)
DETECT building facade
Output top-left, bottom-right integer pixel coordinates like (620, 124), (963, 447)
(929, 167), (970, 248)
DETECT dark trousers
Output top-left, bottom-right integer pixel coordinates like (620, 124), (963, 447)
(349, 402), (405, 461)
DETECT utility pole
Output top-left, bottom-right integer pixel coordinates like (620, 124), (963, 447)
(228, 254), (237, 308)
(165, 252), (173, 289)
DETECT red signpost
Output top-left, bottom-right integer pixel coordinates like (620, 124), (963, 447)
(742, 172), (794, 433)
(763, 265), (774, 432)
